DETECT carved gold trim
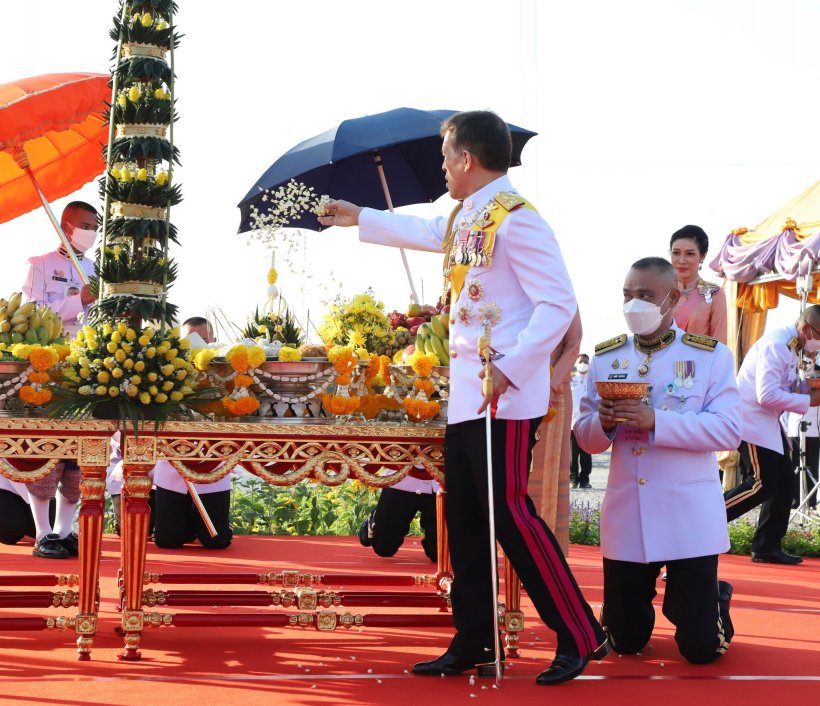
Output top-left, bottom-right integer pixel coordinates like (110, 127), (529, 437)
(504, 609), (525, 633)
(124, 435), (157, 464)
(144, 612), (174, 628)
(46, 616), (76, 631)
(115, 123), (168, 138)
(122, 610), (144, 632)
(75, 613), (98, 636)
(79, 437), (111, 466)
(295, 588), (318, 611)
(51, 590), (79, 608)
(168, 456), (240, 484)
(80, 478), (106, 502)
(256, 572), (326, 587)
(56, 574), (79, 587)
(288, 613), (314, 628)
(316, 611), (337, 631)
(0, 457), (60, 482)
(110, 201), (167, 220)
(338, 612), (365, 629)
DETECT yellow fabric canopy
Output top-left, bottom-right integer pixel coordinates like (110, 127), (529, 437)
(734, 179), (820, 244)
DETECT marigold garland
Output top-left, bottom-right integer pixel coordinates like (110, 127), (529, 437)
(278, 346), (301, 362)
(407, 350), (439, 377)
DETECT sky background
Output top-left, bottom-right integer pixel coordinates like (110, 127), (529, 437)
(3, 0), (820, 353)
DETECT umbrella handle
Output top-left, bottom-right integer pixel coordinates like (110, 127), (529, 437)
(15, 150), (90, 287)
(373, 152), (419, 304)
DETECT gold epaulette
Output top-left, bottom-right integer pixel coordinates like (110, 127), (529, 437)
(494, 191), (528, 212)
(682, 332), (718, 351)
(595, 334), (627, 355)
(788, 336), (799, 352)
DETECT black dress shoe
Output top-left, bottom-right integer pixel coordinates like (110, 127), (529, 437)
(358, 511), (374, 548)
(536, 640), (610, 686)
(751, 549), (803, 565)
(59, 532), (79, 557)
(718, 580), (734, 643)
(579, 483), (593, 489)
(412, 651), (503, 677)
(33, 533), (70, 559)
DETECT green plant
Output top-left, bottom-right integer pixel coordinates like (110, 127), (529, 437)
(227, 477), (428, 537)
(568, 499), (601, 546)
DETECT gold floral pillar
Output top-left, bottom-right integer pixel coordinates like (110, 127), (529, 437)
(75, 436), (111, 660)
(118, 434), (156, 661)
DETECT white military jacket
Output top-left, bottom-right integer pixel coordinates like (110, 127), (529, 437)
(358, 175), (576, 424)
(22, 247), (96, 338)
(574, 326), (740, 563)
(736, 324), (810, 454)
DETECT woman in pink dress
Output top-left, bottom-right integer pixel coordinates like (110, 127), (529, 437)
(670, 225), (727, 344)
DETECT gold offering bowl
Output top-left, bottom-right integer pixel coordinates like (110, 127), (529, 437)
(595, 381), (651, 423)
(807, 376), (820, 389)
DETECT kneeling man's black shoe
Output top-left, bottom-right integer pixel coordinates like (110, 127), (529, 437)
(412, 651), (503, 678)
(358, 511), (374, 548)
(536, 640), (610, 686)
(751, 549), (803, 565)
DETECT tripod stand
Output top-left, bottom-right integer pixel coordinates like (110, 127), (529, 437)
(791, 415), (819, 525)
(790, 272), (820, 526)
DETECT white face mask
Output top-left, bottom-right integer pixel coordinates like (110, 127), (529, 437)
(803, 329), (820, 353)
(575, 362), (589, 374)
(67, 226), (97, 253)
(623, 293), (671, 336)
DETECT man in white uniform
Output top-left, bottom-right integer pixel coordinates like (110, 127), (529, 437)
(725, 305), (820, 564)
(359, 467), (439, 562)
(319, 111), (608, 686)
(152, 316), (232, 550)
(20, 200), (98, 558)
(23, 200), (97, 339)
(575, 257), (739, 664)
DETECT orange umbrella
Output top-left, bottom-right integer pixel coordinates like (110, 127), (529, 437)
(0, 72), (110, 282)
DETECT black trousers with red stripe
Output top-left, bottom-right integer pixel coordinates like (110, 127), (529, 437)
(444, 417), (605, 659)
(724, 441), (793, 553)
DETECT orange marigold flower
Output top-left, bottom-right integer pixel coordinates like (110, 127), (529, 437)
(234, 374), (254, 388)
(29, 347), (58, 371)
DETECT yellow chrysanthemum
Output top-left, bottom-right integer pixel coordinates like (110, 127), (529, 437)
(139, 392), (151, 405)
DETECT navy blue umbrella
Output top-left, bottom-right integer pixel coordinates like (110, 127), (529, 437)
(237, 107), (537, 232)
(237, 107), (537, 301)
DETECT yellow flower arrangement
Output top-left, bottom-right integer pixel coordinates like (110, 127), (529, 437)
(54, 321), (198, 422)
(318, 289), (397, 356)
(407, 350), (440, 378)
(278, 346), (301, 362)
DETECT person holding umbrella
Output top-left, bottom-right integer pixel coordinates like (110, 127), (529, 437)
(320, 110), (608, 686)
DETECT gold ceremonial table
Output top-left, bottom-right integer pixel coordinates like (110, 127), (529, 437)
(0, 416), (524, 661)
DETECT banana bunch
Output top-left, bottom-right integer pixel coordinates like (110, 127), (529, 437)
(0, 292), (64, 346)
(414, 314), (450, 366)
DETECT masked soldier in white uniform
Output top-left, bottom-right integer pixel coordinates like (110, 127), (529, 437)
(319, 111), (608, 686)
(575, 257), (739, 664)
(19, 200), (97, 558)
(724, 305), (820, 564)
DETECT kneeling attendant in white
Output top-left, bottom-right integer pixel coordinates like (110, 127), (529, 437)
(575, 256), (740, 664)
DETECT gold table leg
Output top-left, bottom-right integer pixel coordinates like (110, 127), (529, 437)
(503, 558), (524, 657)
(118, 462), (153, 661)
(76, 464), (107, 660)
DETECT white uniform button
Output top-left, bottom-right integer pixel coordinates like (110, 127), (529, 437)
(638, 477), (647, 485)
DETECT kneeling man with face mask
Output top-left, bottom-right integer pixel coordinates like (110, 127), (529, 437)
(19, 200), (98, 558)
(574, 256), (739, 664)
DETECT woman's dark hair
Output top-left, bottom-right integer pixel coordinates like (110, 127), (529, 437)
(440, 110), (512, 172)
(670, 225), (709, 257)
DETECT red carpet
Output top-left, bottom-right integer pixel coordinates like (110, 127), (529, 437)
(0, 535), (818, 705)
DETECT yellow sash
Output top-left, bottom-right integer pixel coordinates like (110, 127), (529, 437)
(441, 192), (535, 308)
